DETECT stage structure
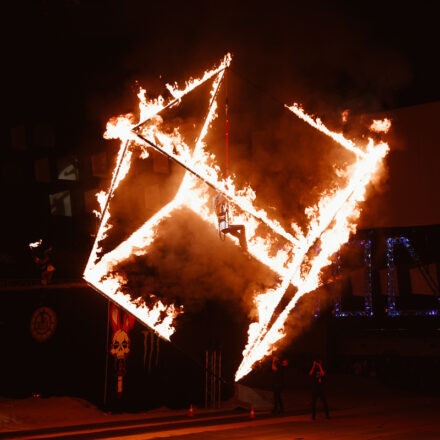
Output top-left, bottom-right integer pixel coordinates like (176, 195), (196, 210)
(386, 236), (440, 316)
(332, 235), (440, 318)
(333, 239), (374, 318)
(84, 53), (390, 381)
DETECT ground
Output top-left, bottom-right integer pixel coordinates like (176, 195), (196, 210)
(0, 375), (439, 439)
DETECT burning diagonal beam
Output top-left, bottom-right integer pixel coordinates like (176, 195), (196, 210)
(84, 53), (390, 383)
(234, 111), (389, 380)
(84, 56), (231, 340)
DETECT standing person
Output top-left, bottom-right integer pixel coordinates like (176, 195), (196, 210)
(34, 246), (55, 285)
(309, 359), (330, 420)
(272, 355), (288, 414)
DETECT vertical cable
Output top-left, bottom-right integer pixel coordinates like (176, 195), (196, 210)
(225, 98), (229, 179)
(225, 68), (229, 180)
(218, 350), (222, 408)
(205, 350), (208, 409)
(103, 300), (110, 406)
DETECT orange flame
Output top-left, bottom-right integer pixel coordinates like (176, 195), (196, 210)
(369, 118), (392, 133)
(84, 53), (389, 379)
(234, 107), (389, 381)
(29, 239), (42, 249)
(84, 55), (232, 340)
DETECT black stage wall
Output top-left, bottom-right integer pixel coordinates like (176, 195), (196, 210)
(0, 286), (244, 410)
(360, 101), (440, 229)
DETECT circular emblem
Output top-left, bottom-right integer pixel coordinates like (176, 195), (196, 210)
(30, 306), (57, 342)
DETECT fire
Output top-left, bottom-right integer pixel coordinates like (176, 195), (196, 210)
(369, 118), (392, 133)
(234, 108), (389, 381)
(84, 53), (389, 379)
(84, 55), (233, 341)
(29, 239), (42, 249)
(287, 103), (365, 157)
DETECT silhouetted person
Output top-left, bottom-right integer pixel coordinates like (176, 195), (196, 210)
(309, 359), (329, 420)
(272, 356), (288, 413)
(34, 246), (55, 285)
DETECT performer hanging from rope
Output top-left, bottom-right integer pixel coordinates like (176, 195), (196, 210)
(212, 80), (248, 253)
(214, 193), (248, 252)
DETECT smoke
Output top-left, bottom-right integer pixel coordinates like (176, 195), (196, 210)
(113, 3), (411, 110)
(85, 1), (409, 235)
(87, 3), (405, 349)
(96, 91), (284, 321)
(118, 206), (278, 313)
(83, 3), (412, 127)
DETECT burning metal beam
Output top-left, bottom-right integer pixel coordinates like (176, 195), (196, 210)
(84, 52), (390, 383)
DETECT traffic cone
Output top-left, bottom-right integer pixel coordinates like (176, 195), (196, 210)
(188, 404), (194, 417)
(250, 406), (255, 419)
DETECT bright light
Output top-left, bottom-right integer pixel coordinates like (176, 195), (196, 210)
(84, 54), (389, 381)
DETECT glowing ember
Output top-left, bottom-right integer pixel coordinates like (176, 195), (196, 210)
(84, 53), (390, 380)
(369, 118), (392, 133)
(29, 239), (42, 249)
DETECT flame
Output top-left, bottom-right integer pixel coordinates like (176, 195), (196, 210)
(84, 55), (232, 340)
(29, 239), (42, 249)
(234, 107), (389, 381)
(286, 104), (365, 157)
(84, 53), (389, 378)
(369, 118), (392, 133)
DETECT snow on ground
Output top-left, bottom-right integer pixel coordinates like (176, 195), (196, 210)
(1, 375), (439, 434)
(0, 396), (179, 432)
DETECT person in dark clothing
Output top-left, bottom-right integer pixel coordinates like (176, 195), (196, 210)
(33, 245), (55, 285)
(309, 359), (330, 420)
(272, 356), (288, 413)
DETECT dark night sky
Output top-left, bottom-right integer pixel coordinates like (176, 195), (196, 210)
(3, 0), (440, 255)
(4, 0), (440, 124)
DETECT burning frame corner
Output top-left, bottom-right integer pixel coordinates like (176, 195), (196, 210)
(83, 53), (390, 381)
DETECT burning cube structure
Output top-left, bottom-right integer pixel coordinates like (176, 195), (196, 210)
(84, 54), (389, 381)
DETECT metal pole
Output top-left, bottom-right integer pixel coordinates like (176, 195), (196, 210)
(103, 299), (110, 406)
(85, 281), (230, 385)
(205, 350), (208, 409)
(209, 351), (214, 408)
(132, 133), (220, 192)
(218, 350), (222, 409)
(214, 349), (217, 409)
(225, 97), (229, 179)
(211, 350), (215, 409)
(215, 350), (218, 407)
